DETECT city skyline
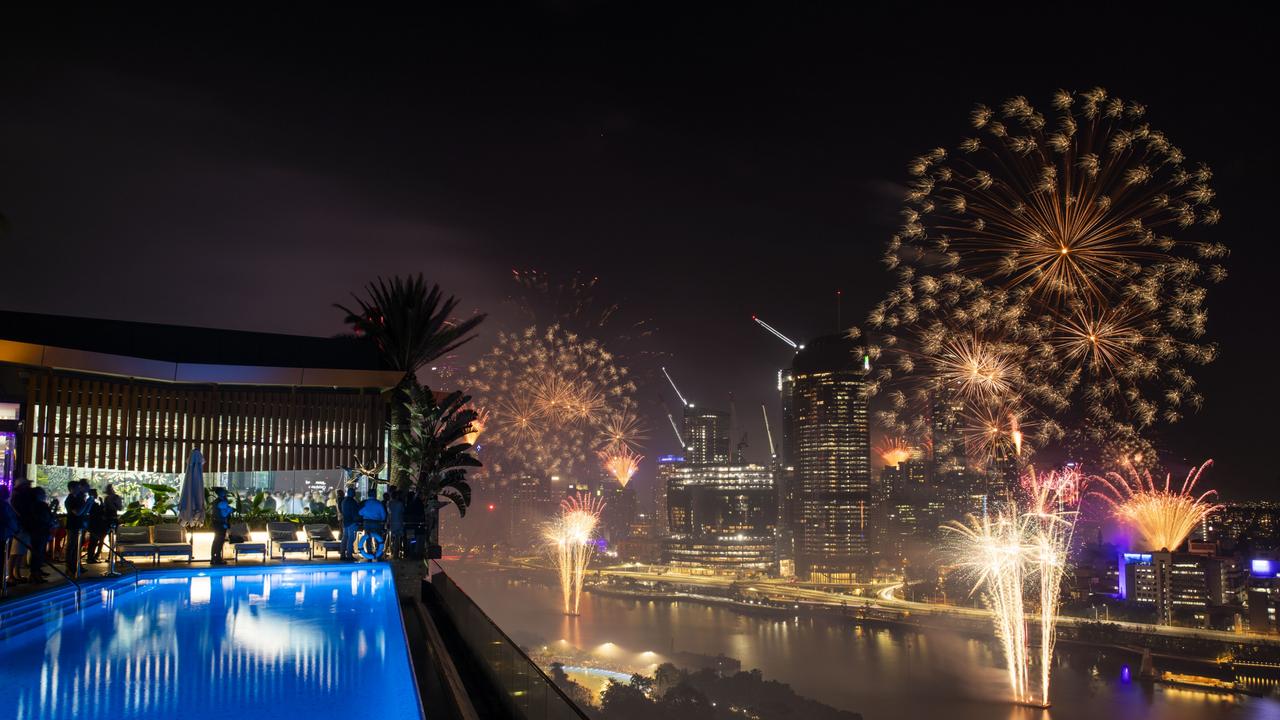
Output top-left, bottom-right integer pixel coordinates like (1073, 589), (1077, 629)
(5, 8), (1280, 720)
(1, 7), (1275, 497)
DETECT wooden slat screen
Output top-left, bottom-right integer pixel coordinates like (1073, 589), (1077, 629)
(23, 371), (387, 474)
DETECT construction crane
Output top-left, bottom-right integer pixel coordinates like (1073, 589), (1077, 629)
(661, 366), (691, 407)
(667, 413), (686, 449)
(752, 315), (803, 350)
(761, 404), (776, 461)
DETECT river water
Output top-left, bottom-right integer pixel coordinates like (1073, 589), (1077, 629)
(447, 563), (1280, 720)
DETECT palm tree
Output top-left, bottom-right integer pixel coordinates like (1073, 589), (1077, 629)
(336, 274), (486, 486)
(393, 383), (483, 552)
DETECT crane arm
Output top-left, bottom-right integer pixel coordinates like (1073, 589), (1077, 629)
(752, 315), (799, 349)
(761, 404), (776, 459)
(661, 366), (690, 407)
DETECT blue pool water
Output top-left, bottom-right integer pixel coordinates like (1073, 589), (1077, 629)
(0, 565), (424, 720)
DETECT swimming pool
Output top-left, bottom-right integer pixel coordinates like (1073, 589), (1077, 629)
(0, 565), (424, 720)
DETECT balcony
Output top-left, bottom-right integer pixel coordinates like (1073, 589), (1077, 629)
(398, 560), (590, 720)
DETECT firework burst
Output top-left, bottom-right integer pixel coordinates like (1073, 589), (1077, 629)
(467, 324), (638, 478)
(599, 410), (648, 453)
(599, 446), (643, 488)
(545, 493), (606, 615)
(1092, 459), (1221, 551)
(462, 406), (489, 447)
(866, 88), (1225, 465)
(875, 436), (914, 467)
(1022, 465), (1085, 511)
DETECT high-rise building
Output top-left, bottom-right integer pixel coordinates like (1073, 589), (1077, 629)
(775, 368), (798, 576)
(929, 388), (967, 490)
(790, 334), (872, 583)
(1119, 548), (1238, 627)
(682, 406), (731, 465)
(654, 454), (684, 538)
(662, 463), (777, 574)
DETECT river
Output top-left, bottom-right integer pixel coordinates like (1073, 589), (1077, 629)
(445, 563), (1280, 720)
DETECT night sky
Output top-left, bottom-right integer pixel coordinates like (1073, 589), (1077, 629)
(1, 6), (1274, 497)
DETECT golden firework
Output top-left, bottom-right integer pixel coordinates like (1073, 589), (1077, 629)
(468, 324), (638, 477)
(599, 410), (648, 453)
(945, 466), (1078, 708)
(544, 493), (606, 615)
(875, 436), (913, 468)
(599, 446), (643, 488)
(868, 88), (1225, 463)
(1092, 459), (1221, 551)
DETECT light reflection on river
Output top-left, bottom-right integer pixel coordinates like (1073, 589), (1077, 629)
(448, 563), (1280, 720)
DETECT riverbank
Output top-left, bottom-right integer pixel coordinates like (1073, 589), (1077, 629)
(447, 562), (1280, 720)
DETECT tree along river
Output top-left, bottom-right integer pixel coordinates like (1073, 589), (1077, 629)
(447, 563), (1280, 720)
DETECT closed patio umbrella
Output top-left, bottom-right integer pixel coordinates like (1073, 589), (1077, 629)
(178, 447), (206, 528)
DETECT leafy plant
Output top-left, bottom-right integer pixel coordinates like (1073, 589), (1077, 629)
(121, 482), (179, 525)
(393, 382), (482, 517)
(336, 274), (487, 487)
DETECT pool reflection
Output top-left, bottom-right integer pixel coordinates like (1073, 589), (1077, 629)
(2, 566), (420, 720)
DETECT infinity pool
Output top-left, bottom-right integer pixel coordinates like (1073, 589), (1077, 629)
(0, 565), (424, 720)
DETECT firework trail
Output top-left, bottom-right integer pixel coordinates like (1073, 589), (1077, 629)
(467, 324), (638, 478)
(946, 510), (1033, 704)
(545, 493), (606, 615)
(599, 446), (643, 487)
(1092, 459), (1221, 551)
(945, 465), (1080, 707)
(1022, 467), (1079, 705)
(863, 88), (1225, 465)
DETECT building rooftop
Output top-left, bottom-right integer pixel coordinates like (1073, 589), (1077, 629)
(0, 309), (386, 371)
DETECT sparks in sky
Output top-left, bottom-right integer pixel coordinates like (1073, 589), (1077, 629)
(875, 436), (914, 467)
(1092, 459), (1221, 551)
(863, 87), (1226, 467)
(545, 493), (606, 616)
(946, 465), (1080, 707)
(468, 324), (637, 478)
(599, 446), (642, 488)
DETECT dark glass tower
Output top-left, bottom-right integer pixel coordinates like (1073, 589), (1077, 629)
(790, 334), (872, 583)
(681, 406), (731, 465)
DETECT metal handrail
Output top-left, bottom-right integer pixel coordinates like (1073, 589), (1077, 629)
(3, 534), (82, 602)
(427, 560), (592, 720)
(99, 528), (141, 585)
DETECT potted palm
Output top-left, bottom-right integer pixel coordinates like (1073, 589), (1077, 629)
(393, 382), (482, 558)
(336, 274), (486, 489)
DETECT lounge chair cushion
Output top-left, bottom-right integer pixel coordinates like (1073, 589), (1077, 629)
(116, 526), (152, 544)
(152, 524), (187, 544)
(303, 524), (336, 541)
(267, 522), (310, 557)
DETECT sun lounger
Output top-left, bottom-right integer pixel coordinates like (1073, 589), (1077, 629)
(304, 524), (342, 559)
(114, 525), (159, 563)
(267, 522), (311, 560)
(151, 523), (194, 563)
(229, 522), (267, 562)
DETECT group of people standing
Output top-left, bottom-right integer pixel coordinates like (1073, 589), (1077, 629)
(1, 479), (437, 584)
(336, 485), (426, 561)
(1, 479), (124, 585)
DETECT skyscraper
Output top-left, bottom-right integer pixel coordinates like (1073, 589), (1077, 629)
(654, 454), (684, 537)
(682, 406), (731, 465)
(776, 368), (798, 576)
(662, 463), (777, 573)
(790, 334), (872, 583)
